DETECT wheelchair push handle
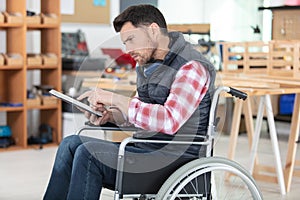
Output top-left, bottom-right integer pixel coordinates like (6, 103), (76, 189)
(228, 87), (247, 100)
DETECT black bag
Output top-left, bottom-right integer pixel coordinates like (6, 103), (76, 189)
(0, 137), (15, 148)
(28, 124), (53, 145)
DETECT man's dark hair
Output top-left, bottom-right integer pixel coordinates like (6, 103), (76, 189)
(113, 4), (168, 35)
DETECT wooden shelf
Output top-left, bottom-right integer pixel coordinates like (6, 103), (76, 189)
(27, 23), (60, 29)
(0, 0), (62, 151)
(0, 65), (23, 70)
(0, 23), (23, 28)
(0, 106), (23, 112)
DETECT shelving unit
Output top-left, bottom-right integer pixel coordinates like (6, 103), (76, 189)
(259, 6), (300, 40)
(0, 0), (61, 151)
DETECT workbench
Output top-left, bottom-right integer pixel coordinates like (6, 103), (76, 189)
(220, 72), (300, 194)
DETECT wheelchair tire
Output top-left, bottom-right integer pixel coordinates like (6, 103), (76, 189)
(155, 157), (263, 200)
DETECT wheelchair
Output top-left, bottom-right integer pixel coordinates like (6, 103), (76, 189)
(76, 86), (263, 200)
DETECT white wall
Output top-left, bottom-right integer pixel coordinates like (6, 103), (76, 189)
(59, 0), (264, 53)
(159, 0), (264, 42)
(159, 0), (205, 24)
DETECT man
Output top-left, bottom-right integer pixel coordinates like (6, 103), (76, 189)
(44, 4), (215, 200)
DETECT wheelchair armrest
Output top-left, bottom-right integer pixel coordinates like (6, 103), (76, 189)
(84, 121), (140, 132)
(119, 132), (211, 157)
(77, 122), (208, 145)
(76, 121), (141, 135)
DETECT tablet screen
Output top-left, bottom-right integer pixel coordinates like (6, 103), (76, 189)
(49, 89), (102, 117)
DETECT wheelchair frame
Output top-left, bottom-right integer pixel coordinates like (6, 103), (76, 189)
(76, 86), (262, 200)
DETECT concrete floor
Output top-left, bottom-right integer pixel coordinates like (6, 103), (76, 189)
(0, 127), (299, 200)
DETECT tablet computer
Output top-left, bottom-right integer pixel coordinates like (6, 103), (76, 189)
(49, 89), (102, 117)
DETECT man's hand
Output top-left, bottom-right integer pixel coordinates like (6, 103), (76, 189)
(77, 88), (129, 125)
(77, 88), (114, 108)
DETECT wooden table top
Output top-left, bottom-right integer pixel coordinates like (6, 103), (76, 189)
(218, 72), (300, 96)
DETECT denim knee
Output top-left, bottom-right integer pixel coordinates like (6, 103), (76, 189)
(58, 135), (81, 150)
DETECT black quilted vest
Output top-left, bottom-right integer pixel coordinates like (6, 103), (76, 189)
(135, 32), (216, 154)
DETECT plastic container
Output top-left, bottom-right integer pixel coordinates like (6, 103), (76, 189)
(279, 94), (295, 115)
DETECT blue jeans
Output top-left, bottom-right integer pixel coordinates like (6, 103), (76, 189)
(43, 135), (123, 200)
(43, 135), (200, 200)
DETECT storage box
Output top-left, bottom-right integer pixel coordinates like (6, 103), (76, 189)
(27, 97), (41, 107)
(27, 54), (42, 66)
(3, 12), (23, 23)
(4, 53), (23, 66)
(26, 15), (41, 24)
(0, 54), (4, 66)
(42, 53), (58, 66)
(41, 13), (58, 24)
(0, 12), (4, 23)
(42, 96), (58, 105)
(279, 94), (295, 115)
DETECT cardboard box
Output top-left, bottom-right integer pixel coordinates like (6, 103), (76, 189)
(42, 53), (58, 66)
(42, 96), (58, 105)
(0, 12), (4, 23)
(0, 54), (4, 66)
(4, 53), (23, 66)
(27, 54), (42, 66)
(26, 15), (41, 24)
(3, 12), (23, 23)
(41, 13), (58, 24)
(27, 97), (41, 107)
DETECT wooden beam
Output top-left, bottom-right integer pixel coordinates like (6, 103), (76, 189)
(167, 24), (210, 34)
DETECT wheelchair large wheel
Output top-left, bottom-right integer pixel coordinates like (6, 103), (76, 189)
(155, 157), (263, 200)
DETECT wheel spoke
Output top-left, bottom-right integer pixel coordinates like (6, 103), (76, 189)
(156, 157), (262, 200)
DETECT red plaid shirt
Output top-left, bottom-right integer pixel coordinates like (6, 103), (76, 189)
(128, 60), (210, 135)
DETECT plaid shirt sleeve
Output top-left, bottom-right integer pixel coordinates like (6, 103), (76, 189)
(128, 60), (210, 135)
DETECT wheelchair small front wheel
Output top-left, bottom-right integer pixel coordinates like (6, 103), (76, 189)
(156, 157), (263, 200)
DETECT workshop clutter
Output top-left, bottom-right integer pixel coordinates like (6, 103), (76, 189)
(27, 123), (53, 146)
(27, 85), (57, 107)
(101, 48), (136, 74)
(221, 40), (300, 78)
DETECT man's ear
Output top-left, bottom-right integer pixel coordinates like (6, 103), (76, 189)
(149, 23), (161, 38)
